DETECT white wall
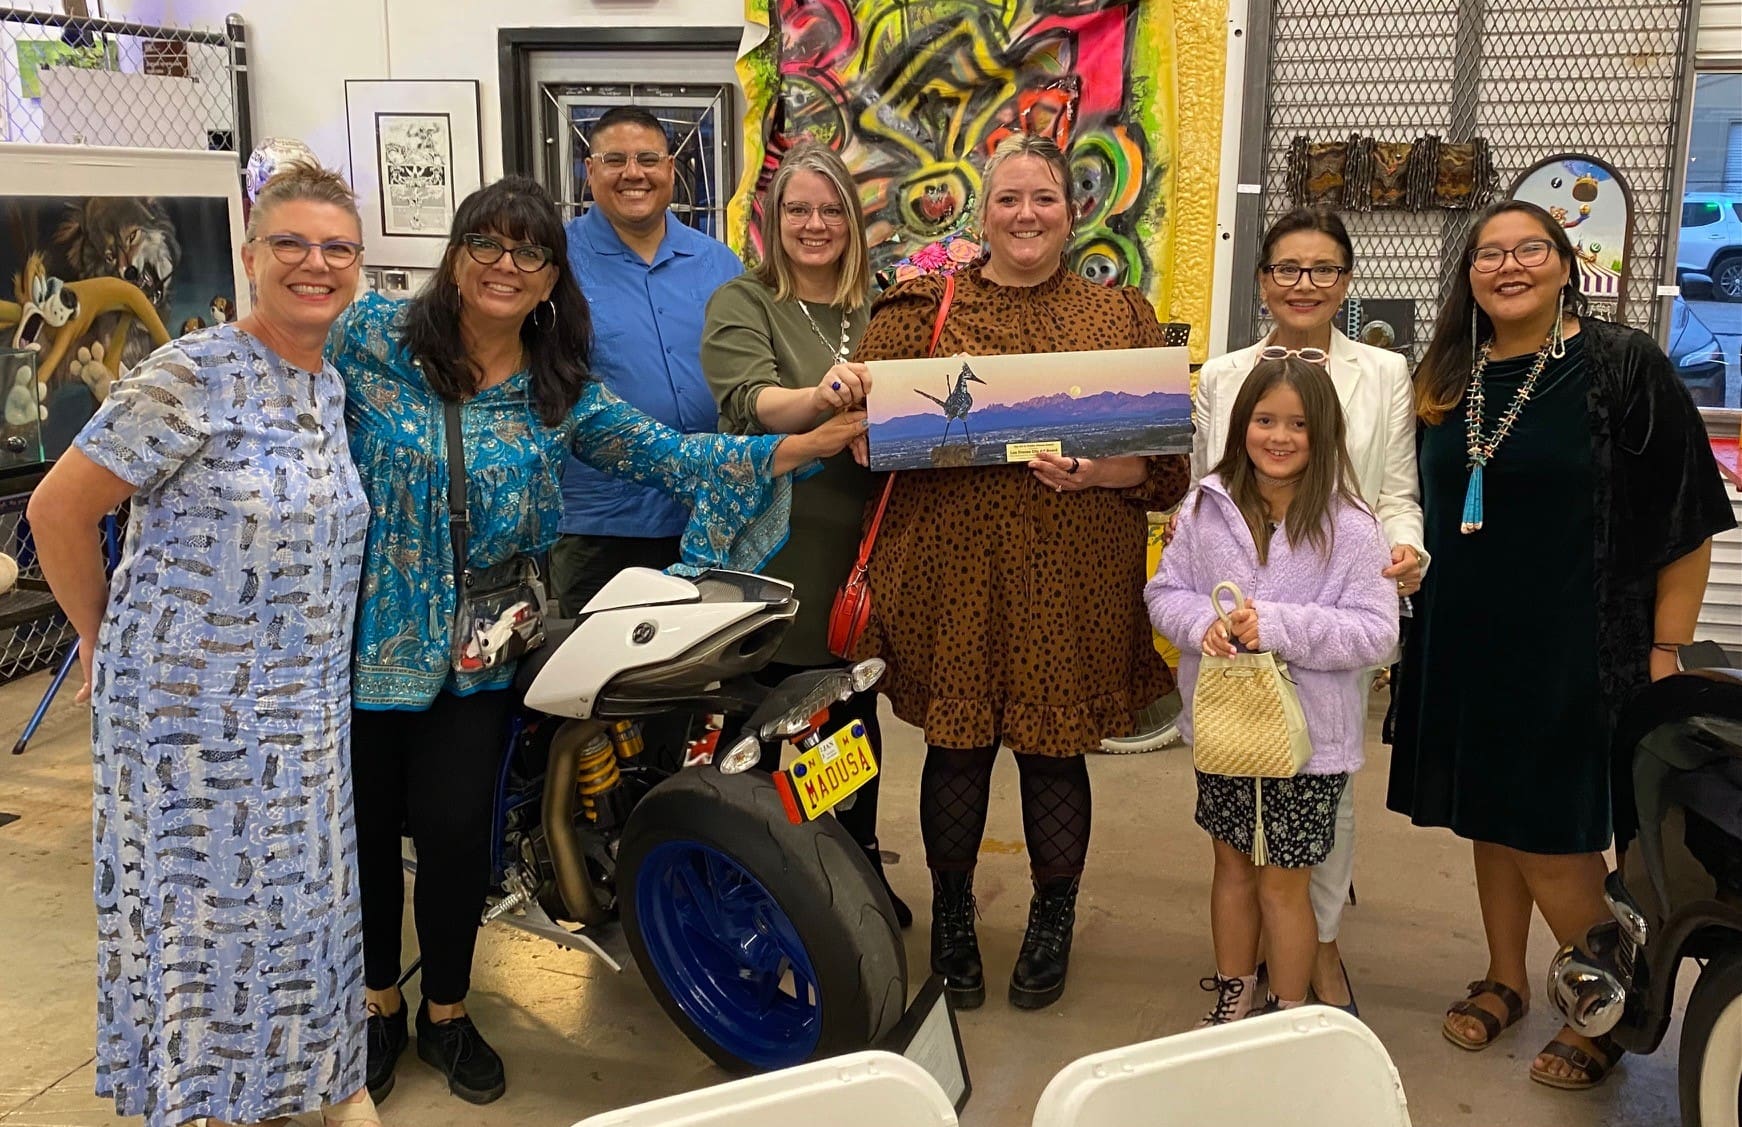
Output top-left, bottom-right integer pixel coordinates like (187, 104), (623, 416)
(97, 0), (737, 181)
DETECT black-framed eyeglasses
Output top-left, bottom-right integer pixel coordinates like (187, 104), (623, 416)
(252, 233), (363, 269)
(1261, 263), (1348, 288)
(1470, 239), (1555, 273)
(782, 202), (847, 227)
(460, 233), (555, 272)
(591, 150), (669, 171)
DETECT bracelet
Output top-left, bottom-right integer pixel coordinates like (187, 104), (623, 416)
(1651, 642), (1686, 653)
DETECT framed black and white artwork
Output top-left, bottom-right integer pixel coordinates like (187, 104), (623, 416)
(345, 80), (482, 268)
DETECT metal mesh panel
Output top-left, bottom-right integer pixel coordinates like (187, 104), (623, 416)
(0, 492), (73, 683)
(0, 6), (241, 152)
(1252, 0), (1690, 356)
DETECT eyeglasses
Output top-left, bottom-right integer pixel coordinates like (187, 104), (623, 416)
(781, 202), (847, 227)
(1258, 345), (1329, 365)
(591, 150), (669, 171)
(460, 234), (555, 272)
(1470, 239), (1555, 273)
(252, 234), (363, 269)
(1261, 263), (1348, 288)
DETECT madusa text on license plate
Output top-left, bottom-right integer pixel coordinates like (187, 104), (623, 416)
(783, 720), (879, 821)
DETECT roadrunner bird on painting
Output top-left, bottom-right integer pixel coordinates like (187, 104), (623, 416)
(914, 361), (986, 446)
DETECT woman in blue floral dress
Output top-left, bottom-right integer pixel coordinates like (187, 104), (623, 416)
(30, 166), (381, 1126)
(327, 177), (865, 1106)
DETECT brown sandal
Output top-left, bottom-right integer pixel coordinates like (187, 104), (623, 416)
(1442, 978), (1529, 1051)
(1529, 1033), (1623, 1090)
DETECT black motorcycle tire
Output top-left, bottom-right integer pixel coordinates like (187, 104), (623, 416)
(1679, 946), (1742, 1127)
(617, 768), (907, 1073)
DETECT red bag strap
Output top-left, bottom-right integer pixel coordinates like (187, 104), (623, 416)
(856, 272), (956, 567)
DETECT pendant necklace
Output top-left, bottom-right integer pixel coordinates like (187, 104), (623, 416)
(1460, 333), (1554, 534)
(798, 300), (853, 364)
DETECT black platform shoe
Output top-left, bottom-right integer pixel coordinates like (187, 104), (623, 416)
(1009, 875), (1080, 1010)
(930, 868), (985, 1009)
(364, 1000), (407, 1101)
(415, 1000), (506, 1104)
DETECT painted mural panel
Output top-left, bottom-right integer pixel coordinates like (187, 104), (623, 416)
(735, 0), (1227, 360)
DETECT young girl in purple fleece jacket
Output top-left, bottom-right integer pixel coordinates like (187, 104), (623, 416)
(1146, 355), (1399, 1025)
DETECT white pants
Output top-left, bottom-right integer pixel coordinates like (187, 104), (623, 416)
(1309, 778), (1357, 943)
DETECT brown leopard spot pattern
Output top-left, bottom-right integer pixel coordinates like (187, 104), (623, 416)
(850, 266), (1189, 757)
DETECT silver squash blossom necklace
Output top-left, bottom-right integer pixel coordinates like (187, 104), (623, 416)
(1460, 333), (1555, 534)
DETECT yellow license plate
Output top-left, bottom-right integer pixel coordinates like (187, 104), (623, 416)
(787, 720), (879, 821)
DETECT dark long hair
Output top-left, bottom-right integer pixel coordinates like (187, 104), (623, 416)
(1204, 357), (1365, 565)
(1415, 199), (1589, 425)
(1258, 206), (1354, 273)
(400, 176), (591, 426)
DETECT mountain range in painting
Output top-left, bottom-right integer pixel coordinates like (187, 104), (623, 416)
(874, 388), (1192, 442)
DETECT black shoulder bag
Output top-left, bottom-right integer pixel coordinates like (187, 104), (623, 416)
(445, 400), (548, 673)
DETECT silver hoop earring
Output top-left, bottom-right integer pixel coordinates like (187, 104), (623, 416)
(1549, 291), (1566, 359)
(532, 299), (555, 331)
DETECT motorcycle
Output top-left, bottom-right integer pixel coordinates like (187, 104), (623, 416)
(467, 566), (909, 1072)
(1549, 643), (1742, 1127)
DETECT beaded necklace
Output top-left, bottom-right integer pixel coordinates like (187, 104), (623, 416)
(797, 300), (853, 364)
(1459, 333), (1555, 534)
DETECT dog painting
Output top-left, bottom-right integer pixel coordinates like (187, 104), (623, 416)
(0, 193), (238, 458)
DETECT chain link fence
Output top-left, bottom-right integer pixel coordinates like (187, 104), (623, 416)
(0, 6), (247, 151)
(1242, 0), (1691, 356)
(0, 7), (250, 685)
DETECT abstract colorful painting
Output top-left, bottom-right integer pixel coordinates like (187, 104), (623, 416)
(735, 0), (1227, 360)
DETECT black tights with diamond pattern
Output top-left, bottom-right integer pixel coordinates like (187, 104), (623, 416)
(919, 744), (1092, 881)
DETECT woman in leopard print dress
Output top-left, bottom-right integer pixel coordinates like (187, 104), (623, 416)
(852, 134), (1189, 1012)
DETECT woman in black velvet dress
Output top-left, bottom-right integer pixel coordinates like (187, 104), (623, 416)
(1388, 200), (1734, 1091)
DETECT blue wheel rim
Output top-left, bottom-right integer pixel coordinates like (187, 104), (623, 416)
(635, 839), (823, 1069)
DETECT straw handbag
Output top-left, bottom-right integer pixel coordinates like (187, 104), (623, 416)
(1190, 581), (1314, 780)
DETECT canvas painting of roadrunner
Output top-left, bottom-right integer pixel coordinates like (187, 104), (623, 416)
(864, 346), (1192, 471)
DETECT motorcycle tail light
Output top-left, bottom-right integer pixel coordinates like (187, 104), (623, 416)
(717, 736), (762, 775)
(1604, 871), (1648, 948)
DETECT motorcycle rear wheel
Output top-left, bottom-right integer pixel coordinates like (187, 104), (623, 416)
(1680, 946), (1742, 1127)
(618, 768), (907, 1073)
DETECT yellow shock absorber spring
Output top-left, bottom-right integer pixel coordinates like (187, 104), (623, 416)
(574, 730), (621, 822)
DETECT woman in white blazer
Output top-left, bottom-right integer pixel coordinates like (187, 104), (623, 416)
(1190, 207), (1426, 1016)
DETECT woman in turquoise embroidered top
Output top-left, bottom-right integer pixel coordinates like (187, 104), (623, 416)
(326, 177), (864, 1105)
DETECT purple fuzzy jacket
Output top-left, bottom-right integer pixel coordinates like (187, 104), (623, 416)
(1145, 475), (1400, 775)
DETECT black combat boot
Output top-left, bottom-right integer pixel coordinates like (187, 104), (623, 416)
(1009, 874), (1080, 1010)
(929, 868), (984, 1009)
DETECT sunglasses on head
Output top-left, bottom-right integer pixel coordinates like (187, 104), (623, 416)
(1258, 345), (1329, 365)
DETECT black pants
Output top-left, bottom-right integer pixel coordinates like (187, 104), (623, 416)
(752, 660), (885, 850)
(351, 688), (515, 1005)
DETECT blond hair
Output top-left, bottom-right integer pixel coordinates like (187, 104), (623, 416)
(973, 133), (1075, 233)
(750, 140), (871, 310)
(246, 161), (361, 239)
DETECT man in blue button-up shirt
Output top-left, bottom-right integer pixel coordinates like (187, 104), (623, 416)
(554, 105), (743, 614)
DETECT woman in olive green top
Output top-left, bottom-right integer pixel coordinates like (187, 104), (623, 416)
(702, 141), (908, 926)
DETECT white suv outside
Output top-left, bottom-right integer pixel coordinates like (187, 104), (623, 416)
(1678, 193), (1742, 302)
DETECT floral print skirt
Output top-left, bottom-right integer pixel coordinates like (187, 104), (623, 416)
(1195, 771), (1348, 868)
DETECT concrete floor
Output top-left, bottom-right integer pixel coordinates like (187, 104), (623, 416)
(0, 669), (1692, 1127)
